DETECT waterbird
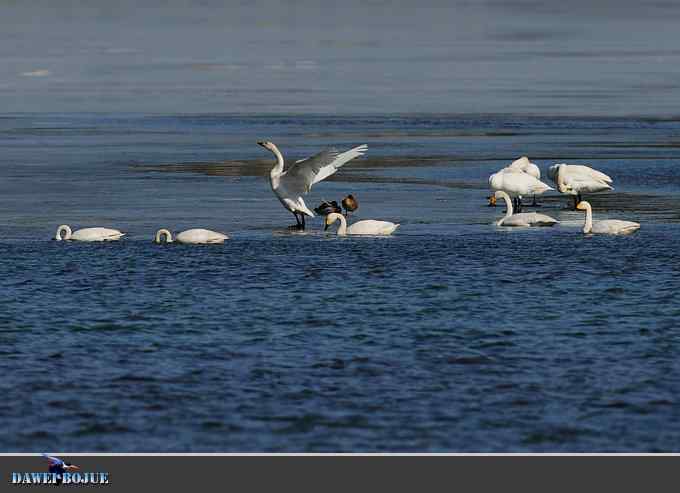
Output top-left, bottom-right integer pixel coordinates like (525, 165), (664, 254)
(494, 191), (558, 227)
(43, 454), (78, 485)
(257, 141), (368, 230)
(324, 212), (399, 236)
(488, 169), (553, 212)
(342, 194), (359, 216)
(508, 156), (541, 205)
(55, 225), (124, 242)
(507, 156), (540, 180)
(576, 201), (639, 235)
(154, 228), (229, 244)
(549, 163), (613, 209)
(313, 199), (342, 216)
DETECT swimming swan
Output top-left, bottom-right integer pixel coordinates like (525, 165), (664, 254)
(55, 225), (124, 242)
(324, 212), (399, 236)
(576, 201), (640, 235)
(494, 191), (558, 227)
(257, 141), (367, 230)
(155, 228), (229, 244)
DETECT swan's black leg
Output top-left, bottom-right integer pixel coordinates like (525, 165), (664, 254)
(516, 197), (523, 213)
(531, 195), (539, 207)
(289, 212), (302, 230)
(572, 195), (578, 210)
(300, 213), (306, 230)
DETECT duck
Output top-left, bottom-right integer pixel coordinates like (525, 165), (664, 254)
(154, 228), (229, 244)
(493, 191), (558, 227)
(324, 212), (399, 236)
(55, 225), (124, 242)
(257, 141), (367, 230)
(576, 201), (640, 235)
(313, 200), (342, 216)
(341, 194), (359, 216)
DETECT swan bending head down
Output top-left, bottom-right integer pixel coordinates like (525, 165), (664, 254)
(56, 225), (73, 241)
(493, 191), (558, 227)
(155, 229), (173, 243)
(154, 228), (229, 244)
(55, 225), (125, 242)
(324, 212), (399, 236)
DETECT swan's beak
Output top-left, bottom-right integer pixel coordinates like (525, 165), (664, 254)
(257, 141), (267, 148)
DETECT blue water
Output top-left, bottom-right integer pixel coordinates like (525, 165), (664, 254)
(2, 114), (680, 451)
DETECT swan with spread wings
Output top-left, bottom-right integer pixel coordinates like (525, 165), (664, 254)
(257, 141), (368, 230)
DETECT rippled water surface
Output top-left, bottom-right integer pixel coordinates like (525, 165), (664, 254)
(2, 114), (680, 451)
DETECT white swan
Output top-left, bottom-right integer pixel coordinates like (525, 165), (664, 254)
(324, 212), (399, 236)
(257, 141), (368, 230)
(155, 228), (229, 244)
(508, 156), (540, 180)
(576, 201), (640, 235)
(549, 163), (613, 208)
(548, 163), (612, 184)
(55, 225), (124, 242)
(489, 169), (553, 212)
(494, 191), (558, 227)
(508, 156), (541, 205)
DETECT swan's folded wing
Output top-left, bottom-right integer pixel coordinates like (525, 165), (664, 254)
(283, 145), (368, 193)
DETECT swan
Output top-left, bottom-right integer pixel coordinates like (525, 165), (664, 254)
(55, 225), (124, 242)
(257, 141), (368, 230)
(488, 169), (553, 212)
(324, 212), (399, 236)
(154, 228), (229, 244)
(548, 163), (612, 184)
(494, 191), (558, 227)
(576, 201), (640, 235)
(508, 156), (540, 180)
(508, 156), (541, 206)
(549, 163), (613, 208)
(342, 194), (359, 216)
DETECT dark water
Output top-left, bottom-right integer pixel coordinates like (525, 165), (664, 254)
(2, 114), (680, 452)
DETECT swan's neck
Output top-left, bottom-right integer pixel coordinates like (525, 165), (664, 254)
(583, 205), (593, 233)
(155, 229), (173, 243)
(496, 192), (513, 225)
(336, 214), (348, 235)
(269, 144), (285, 178)
(328, 213), (348, 235)
(56, 225), (71, 241)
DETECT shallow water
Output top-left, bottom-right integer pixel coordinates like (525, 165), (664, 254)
(2, 114), (680, 451)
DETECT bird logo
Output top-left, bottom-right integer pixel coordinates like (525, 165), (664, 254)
(43, 454), (79, 485)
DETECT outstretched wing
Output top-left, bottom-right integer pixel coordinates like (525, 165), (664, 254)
(282, 144), (367, 193)
(42, 454), (64, 467)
